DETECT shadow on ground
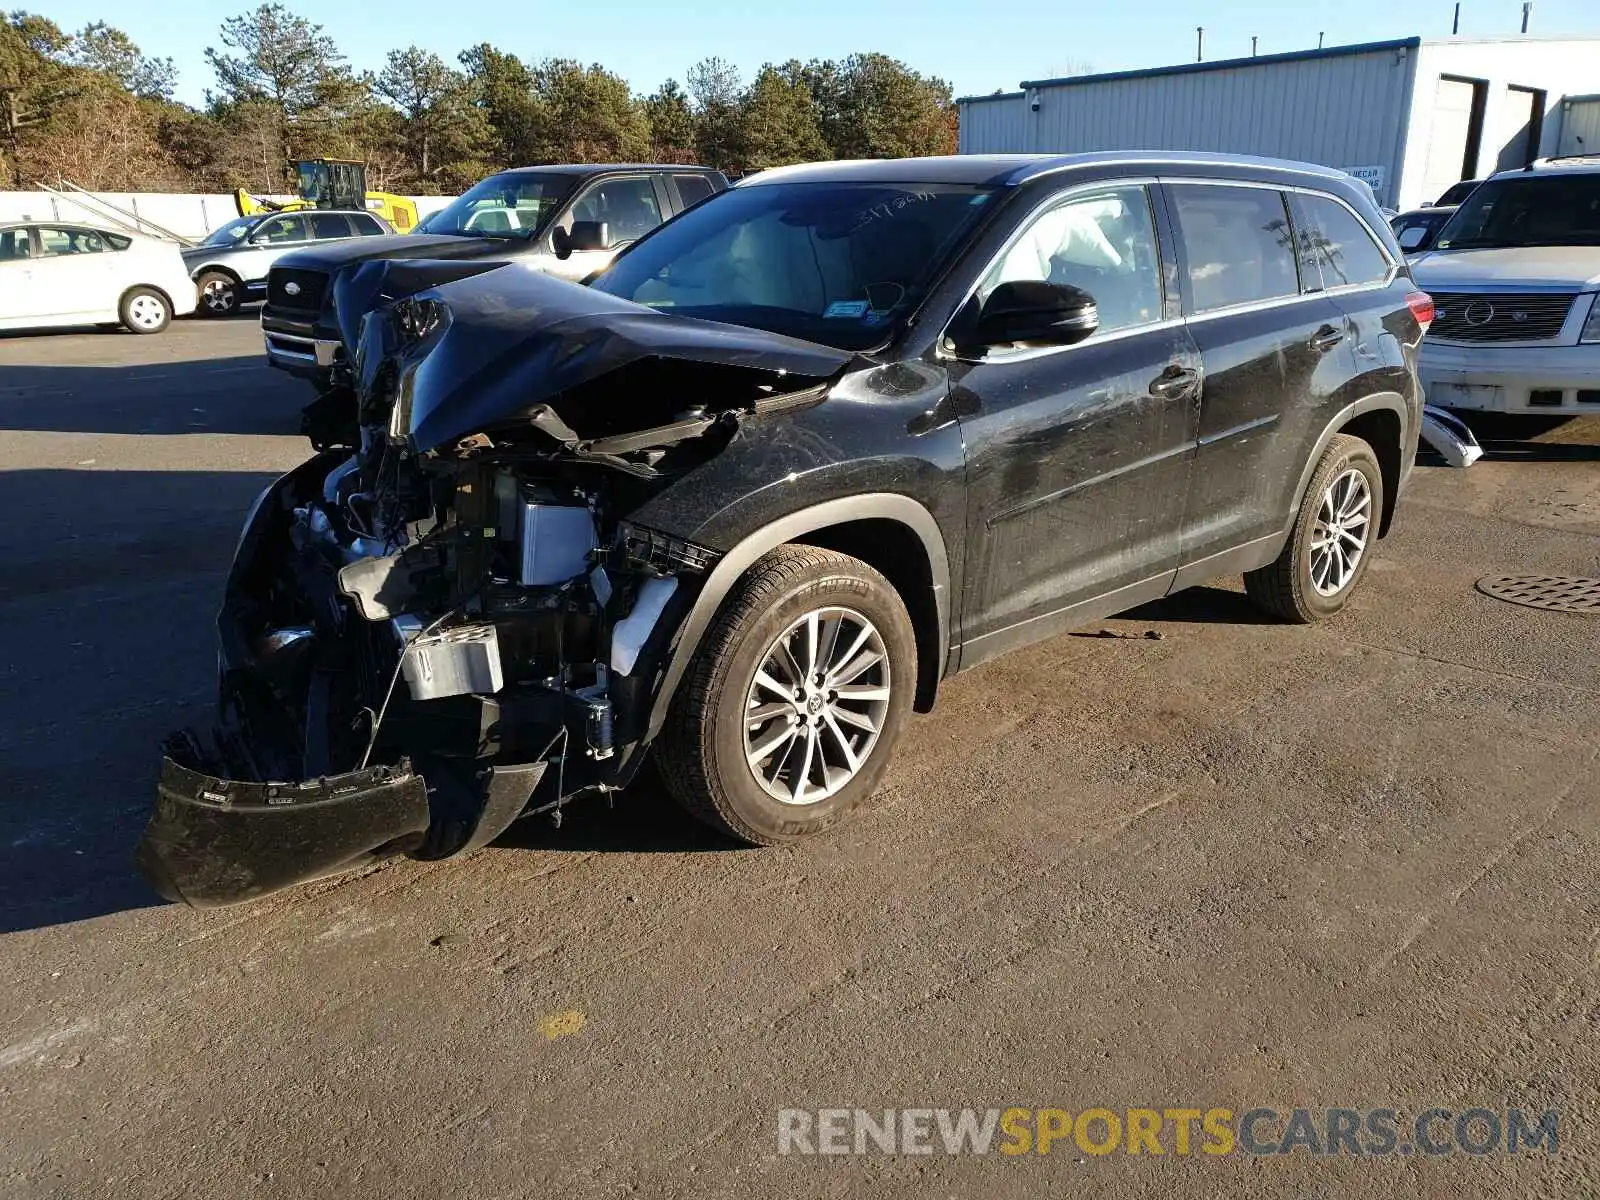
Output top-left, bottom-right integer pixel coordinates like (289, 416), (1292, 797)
(0, 467), (282, 934)
(0, 352), (303, 437)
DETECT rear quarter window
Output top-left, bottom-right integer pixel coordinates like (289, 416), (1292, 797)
(674, 174), (716, 208)
(1292, 193), (1392, 289)
(1166, 184), (1300, 313)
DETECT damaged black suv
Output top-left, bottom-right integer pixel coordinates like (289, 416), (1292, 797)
(137, 153), (1426, 905)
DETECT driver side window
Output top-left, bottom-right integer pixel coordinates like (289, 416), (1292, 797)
(980, 185), (1163, 337)
(555, 177), (662, 248)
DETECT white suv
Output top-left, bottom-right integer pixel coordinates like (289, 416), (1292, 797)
(1410, 157), (1600, 414)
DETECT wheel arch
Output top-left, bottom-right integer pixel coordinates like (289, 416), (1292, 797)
(1287, 392), (1412, 540)
(192, 262), (243, 284)
(646, 494), (951, 738)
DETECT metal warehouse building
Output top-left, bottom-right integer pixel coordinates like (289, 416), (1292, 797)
(958, 37), (1600, 211)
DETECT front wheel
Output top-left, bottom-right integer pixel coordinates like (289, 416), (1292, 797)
(655, 546), (916, 845)
(1245, 433), (1383, 622)
(195, 271), (239, 318)
(119, 287), (171, 335)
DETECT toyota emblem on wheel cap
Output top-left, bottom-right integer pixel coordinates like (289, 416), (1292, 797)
(284, 281), (301, 296)
(1463, 300), (1495, 326)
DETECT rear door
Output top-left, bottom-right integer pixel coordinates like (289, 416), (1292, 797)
(1289, 188), (1416, 472)
(1161, 181), (1356, 568)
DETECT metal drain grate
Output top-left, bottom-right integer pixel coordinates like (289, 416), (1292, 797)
(1476, 575), (1600, 614)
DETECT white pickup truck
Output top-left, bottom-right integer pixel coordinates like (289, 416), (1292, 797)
(1409, 156), (1600, 415)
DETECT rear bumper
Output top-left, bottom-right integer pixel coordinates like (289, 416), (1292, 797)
(1418, 339), (1600, 412)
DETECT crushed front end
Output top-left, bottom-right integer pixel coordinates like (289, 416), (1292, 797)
(138, 264), (845, 905)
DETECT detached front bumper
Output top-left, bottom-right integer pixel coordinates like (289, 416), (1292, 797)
(133, 455), (553, 906)
(136, 755), (430, 906)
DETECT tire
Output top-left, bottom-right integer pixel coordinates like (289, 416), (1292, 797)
(195, 271), (239, 318)
(119, 287), (170, 335)
(1245, 433), (1383, 623)
(655, 545), (917, 845)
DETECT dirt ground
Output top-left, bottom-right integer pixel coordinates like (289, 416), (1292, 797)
(0, 317), (1596, 1199)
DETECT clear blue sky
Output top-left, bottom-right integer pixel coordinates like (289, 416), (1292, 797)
(37, 0), (1600, 107)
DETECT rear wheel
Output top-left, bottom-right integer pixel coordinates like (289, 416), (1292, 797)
(195, 271), (239, 318)
(119, 287), (170, 335)
(655, 546), (916, 845)
(1245, 433), (1382, 622)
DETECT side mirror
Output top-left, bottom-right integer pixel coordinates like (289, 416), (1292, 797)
(249, 233), (271, 246)
(550, 225), (571, 260)
(567, 220), (609, 253)
(974, 280), (1098, 348)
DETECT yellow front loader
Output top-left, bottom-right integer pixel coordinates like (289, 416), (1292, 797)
(233, 159), (419, 231)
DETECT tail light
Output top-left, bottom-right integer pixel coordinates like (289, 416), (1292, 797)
(1406, 290), (1435, 331)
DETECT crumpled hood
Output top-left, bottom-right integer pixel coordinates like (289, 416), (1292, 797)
(1411, 245), (1600, 291)
(350, 260), (855, 453)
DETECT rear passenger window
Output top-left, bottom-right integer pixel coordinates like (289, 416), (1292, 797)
(350, 213), (386, 235)
(675, 174), (715, 208)
(1167, 184), (1299, 313)
(1292, 193), (1392, 290)
(310, 212), (353, 239)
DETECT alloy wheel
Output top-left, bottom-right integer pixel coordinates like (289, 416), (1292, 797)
(743, 606), (891, 805)
(201, 278), (236, 313)
(1309, 467), (1371, 596)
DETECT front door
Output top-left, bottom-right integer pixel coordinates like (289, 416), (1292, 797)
(545, 175), (664, 282)
(951, 182), (1201, 666)
(0, 227), (35, 321)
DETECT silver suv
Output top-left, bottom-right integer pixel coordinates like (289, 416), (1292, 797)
(181, 209), (393, 317)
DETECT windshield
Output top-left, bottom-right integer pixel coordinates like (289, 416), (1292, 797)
(1434, 174), (1600, 250)
(414, 172), (575, 237)
(201, 216), (258, 247)
(591, 181), (999, 350)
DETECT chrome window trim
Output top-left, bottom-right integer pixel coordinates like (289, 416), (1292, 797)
(937, 176), (1169, 365)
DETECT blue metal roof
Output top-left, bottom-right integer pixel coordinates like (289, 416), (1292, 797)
(954, 36), (1421, 102)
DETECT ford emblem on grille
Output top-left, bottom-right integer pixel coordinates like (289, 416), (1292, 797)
(284, 281), (301, 296)
(1463, 301), (1495, 327)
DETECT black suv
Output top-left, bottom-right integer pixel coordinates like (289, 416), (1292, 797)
(260, 163), (728, 381)
(141, 152), (1425, 905)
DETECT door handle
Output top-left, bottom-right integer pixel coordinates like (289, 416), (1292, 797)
(1149, 365), (1199, 401)
(1309, 325), (1346, 352)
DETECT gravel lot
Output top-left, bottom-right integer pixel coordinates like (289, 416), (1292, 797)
(1, 316), (1597, 1199)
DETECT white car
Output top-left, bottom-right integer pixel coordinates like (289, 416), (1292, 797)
(0, 222), (198, 334)
(1409, 157), (1600, 414)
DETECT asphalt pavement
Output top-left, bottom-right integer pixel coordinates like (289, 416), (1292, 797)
(0, 314), (1596, 1199)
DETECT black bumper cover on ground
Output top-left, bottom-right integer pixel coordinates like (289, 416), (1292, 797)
(136, 756), (431, 907)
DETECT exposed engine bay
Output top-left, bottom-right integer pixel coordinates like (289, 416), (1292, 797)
(137, 262), (852, 905)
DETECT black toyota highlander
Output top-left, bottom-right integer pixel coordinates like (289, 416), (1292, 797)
(139, 152), (1429, 905)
